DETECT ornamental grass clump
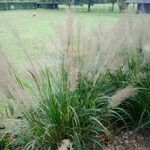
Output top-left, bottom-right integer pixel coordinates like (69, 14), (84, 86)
(0, 13), (150, 149)
(14, 67), (112, 149)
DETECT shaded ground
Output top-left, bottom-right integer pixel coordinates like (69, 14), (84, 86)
(0, 119), (150, 149)
(105, 131), (150, 150)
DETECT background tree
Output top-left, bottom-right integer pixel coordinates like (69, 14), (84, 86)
(87, 0), (94, 11)
(110, 0), (117, 11)
(117, 0), (126, 12)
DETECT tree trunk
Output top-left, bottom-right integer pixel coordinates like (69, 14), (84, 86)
(68, 2), (71, 8)
(88, 3), (91, 11)
(53, 1), (55, 9)
(111, 2), (114, 11)
(68, 0), (71, 8)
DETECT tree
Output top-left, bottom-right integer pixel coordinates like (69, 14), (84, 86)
(87, 0), (94, 11)
(117, 0), (126, 12)
(62, 0), (70, 8)
(110, 0), (117, 11)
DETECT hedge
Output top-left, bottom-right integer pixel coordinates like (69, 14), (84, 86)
(0, 2), (58, 10)
(37, 2), (58, 9)
(0, 2), (37, 10)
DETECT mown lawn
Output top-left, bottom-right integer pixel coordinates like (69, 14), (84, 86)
(0, 5), (120, 66)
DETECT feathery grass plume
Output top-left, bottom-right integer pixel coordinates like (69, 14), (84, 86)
(54, 12), (150, 89)
(58, 139), (73, 150)
(55, 12), (84, 90)
(0, 48), (33, 117)
(108, 85), (137, 108)
(0, 49), (11, 87)
(81, 24), (106, 74)
(143, 44), (150, 64)
(102, 14), (150, 73)
(0, 49), (12, 115)
(55, 13), (114, 89)
(116, 14), (150, 52)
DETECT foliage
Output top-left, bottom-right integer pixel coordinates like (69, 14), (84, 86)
(11, 64), (129, 149)
(0, 2), (37, 10)
(10, 48), (150, 149)
(106, 51), (150, 130)
(0, 133), (7, 150)
(117, 0), (126, 12)
(106, 0), (117, 11)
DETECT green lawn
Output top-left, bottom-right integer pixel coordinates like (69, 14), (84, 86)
(0, 5), (120, 67)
